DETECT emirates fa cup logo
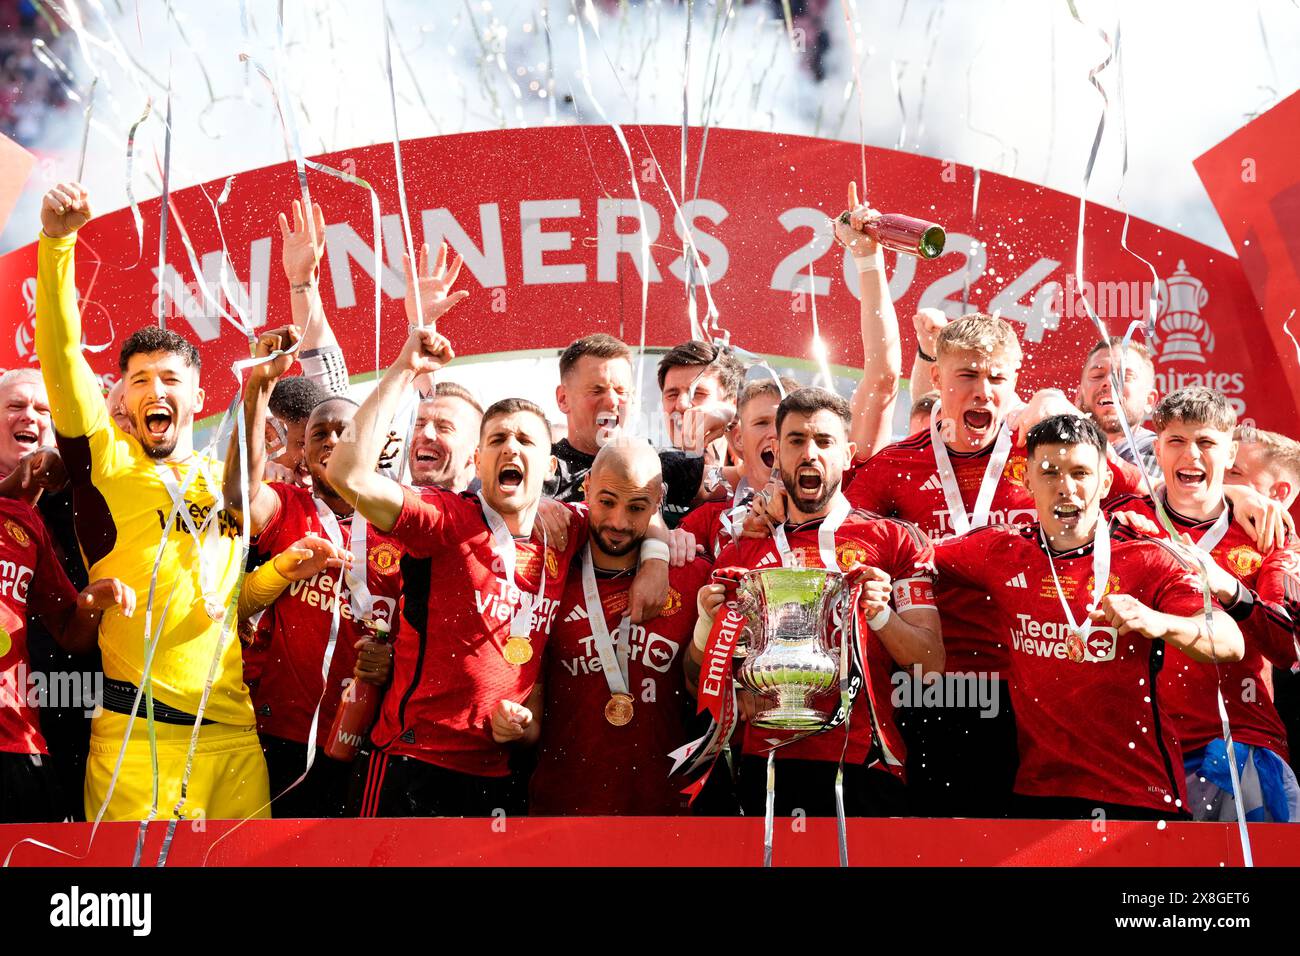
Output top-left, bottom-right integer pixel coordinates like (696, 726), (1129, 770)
(1154, 260), (1214, 364)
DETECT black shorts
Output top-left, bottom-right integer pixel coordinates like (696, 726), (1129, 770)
(737, 755), (908, 817)
(896, 677), (1018, 818)
(347, 748), (522, 818)
(261, 735), (352, 819)
(0, 751), (66, 824)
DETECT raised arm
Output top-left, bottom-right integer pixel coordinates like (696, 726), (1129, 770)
(907, 308), (946, 416)
(326, 327), (456, 532)
(281, 200), (349, 396)
(224, 325), (301, 536)
(35, 182), (109, 440)
(836, 183), (901, 458)
(1090, 592), (1243, 664)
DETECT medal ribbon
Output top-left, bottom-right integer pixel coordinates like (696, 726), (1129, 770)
(580, 545), (631, 698)
(313, 498), (376, 621)
(928, 401), (1013, 536)
(772, 493), (851, 569)
(1042, 517), (1112, 648)
(478, 492), (547, 639)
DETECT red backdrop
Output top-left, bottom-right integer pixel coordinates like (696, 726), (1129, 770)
(1, 126), (1283, 428)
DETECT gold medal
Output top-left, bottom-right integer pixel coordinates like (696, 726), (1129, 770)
(604, 693), (634, 726)
(1065, 630), (1086, 663)
(503, 636), (534, 665)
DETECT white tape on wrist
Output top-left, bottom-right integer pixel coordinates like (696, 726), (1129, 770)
(640, 538), (670, 564)
(866, 605), (892, 631)
(855, 251), (884, 274)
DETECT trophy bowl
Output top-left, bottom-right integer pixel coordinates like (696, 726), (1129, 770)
(733, 567), (845, 730)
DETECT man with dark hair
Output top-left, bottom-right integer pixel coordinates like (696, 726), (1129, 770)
(409, 381), (483, 492)
(656, 339), (744, 454)
(326, 321), (674, 816)
(1107, 387), (1300, 821)
(267, 375), (328, 487)
(679, 375), (800, 559)
(934, 412), (1244, 820)
(223, 326), (401, 818)
(37, 181), (270, 821)
(689, 386), (942, 816)
(547, 333), (716, 527)
(1077, 336), (1161, 480)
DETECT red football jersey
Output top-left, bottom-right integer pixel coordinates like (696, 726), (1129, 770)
(529, 554), (712, 815)
(678, 486), (756, 560)
(372, 487), (587, 777)
(846, 428), (1143, 674)
(1108, 493), (1297, 761)
(0, 498), (80, 755)
(934, 521), (1210, 813)
(250, 483), (405, 747)
(714, 509), (936, 775)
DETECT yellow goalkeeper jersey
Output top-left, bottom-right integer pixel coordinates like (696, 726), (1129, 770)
(35, 232), (252, 725)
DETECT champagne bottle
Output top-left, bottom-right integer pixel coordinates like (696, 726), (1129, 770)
(324, 622), (389, 761)
(838, 211), (946, 259)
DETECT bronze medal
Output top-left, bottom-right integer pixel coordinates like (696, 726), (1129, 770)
(503, 636), (534, 666)
(604, 693), (634, 726)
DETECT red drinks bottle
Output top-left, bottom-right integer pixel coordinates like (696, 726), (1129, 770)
(838, 211), (946, 259)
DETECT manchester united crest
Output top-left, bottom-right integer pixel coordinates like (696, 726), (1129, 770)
(545, 547), (560, 579)
(1002, 456), (1028, 488)
(368, 541), (401, 575)
(660, 587), (682, 617)
(836, 541), (870, 571)
(3, 520), (29, 548)
(1224, 545), (1263, 578)
(1085, 572), (1122, 598)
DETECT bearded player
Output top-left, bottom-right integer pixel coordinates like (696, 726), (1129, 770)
(934, 414), (1244, 820)
(37, 182), (270, 821)
(1108, 388), (1300, 821)
(689, 387), (941, 816)
(527, 438), (711, 815)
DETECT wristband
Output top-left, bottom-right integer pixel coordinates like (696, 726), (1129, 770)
(916, 346), (937, 363)
(640, 538), (670, 564)
(855, 250), (884, 274)
(866, 604), (892, 631)
(693, 612), (714, 652)
(1224, 583), (1256, 622)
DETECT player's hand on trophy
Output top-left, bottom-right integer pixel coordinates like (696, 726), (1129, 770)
(912, 308), (948, 359)
(1089, 592), (1165, 640)
(41, 181), (93, 238)
(533, 496), (573, 552)
(490, 699), (533, 743)
(79, 578), (137, 619)
(848, 565), (892, 617)
(278, 199), (327, 286)
(404, 241), (470, 328)
(1224, 483), (1295, 552)
(353, 638), (394, 685)
(249, 325), (303, 385)
(272, 533), (352, 581)
(832, 182), (880, 259)
(736, 690), (760, 723)
(696, 582), (726, 622)
(397, 326), (456, 377)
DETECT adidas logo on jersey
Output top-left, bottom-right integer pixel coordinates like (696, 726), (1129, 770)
(1005, 572), (1028, 589)
(564, 605), (588, 624)
(919, 474), (944, 492)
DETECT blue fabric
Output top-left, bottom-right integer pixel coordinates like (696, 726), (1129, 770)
(1184, 739), (1292, 823)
